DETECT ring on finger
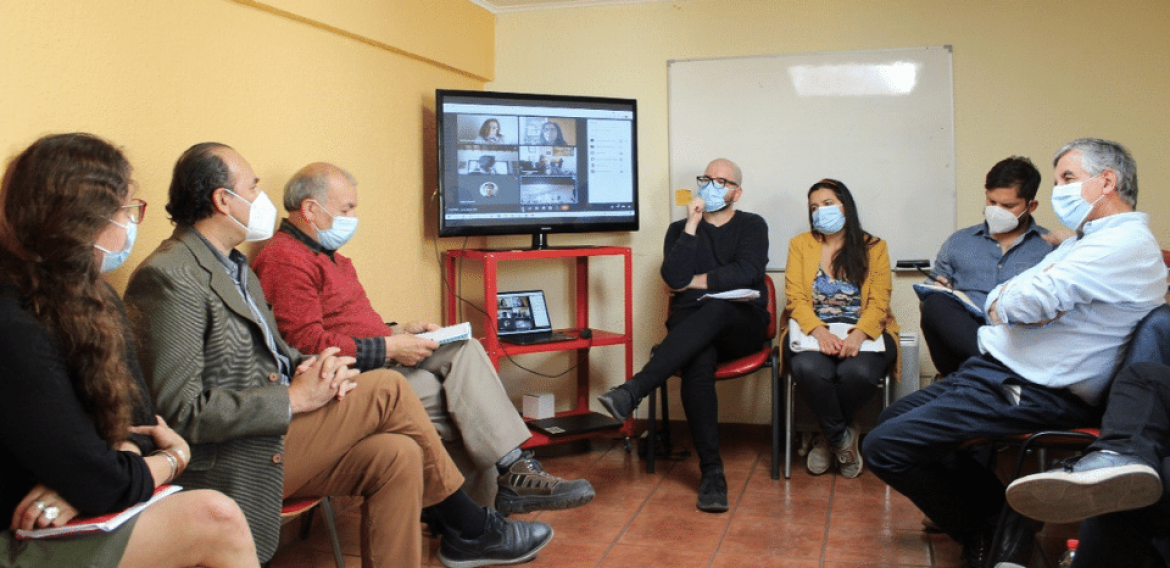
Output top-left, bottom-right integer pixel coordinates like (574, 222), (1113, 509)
(42, 506), (60, 522)
(33, 500), (46, 512)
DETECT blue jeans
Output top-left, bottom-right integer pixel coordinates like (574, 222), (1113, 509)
(862, 354), (1100, 540)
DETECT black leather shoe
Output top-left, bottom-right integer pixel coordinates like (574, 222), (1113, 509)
(958, 530), (991, 568)
(438, 510), (553, 568)
(598, 386), (637, 422)
(696, 468), (729, 513)
(991, 511), (1040, 566)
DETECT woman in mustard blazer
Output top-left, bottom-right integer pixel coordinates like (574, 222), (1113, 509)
(784, 179), (898, 479)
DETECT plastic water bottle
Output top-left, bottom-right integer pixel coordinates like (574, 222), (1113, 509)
(1058, 538), (1079, 568)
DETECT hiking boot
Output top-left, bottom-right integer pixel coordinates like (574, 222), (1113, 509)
(807, 434), (831, 475)
(834, 423), (863, 479)
(495, 452), (595, 514)
(438, 510), (553, 568)
(696, 468), (729, 513)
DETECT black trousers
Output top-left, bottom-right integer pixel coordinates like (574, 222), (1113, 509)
(624, 299), (768, 473)
(919, 293), (983, 376)
(1073, 362), (1170, 567)
(784, 332), (896, 445)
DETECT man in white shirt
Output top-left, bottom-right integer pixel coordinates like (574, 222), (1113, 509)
(862, 138), (1167, 568)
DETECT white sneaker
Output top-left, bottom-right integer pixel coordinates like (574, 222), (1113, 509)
(834, 424), (863, 479)
(1006, 450), (1162, 524)
(806, 435), (831, 475)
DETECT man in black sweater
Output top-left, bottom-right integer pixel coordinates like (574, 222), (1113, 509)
(598, 158), (770, 513)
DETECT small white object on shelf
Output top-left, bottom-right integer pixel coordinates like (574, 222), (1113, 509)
(523, 393), (555, 419)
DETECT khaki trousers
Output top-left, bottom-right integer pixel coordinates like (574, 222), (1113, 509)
(282, 368), (465, 568)
(398, 339), (531, 505)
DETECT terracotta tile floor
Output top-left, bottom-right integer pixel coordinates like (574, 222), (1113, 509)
(269, 423), (1080, 568)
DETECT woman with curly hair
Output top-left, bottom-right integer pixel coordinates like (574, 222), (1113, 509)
(0, 133), (259, 568)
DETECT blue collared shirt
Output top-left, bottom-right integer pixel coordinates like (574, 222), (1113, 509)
(979, 212), (1167, 405)
(933, 220), (1053, 311)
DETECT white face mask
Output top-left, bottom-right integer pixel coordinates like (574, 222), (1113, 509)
(983, 205), (1025, 234)
(225, 189), (277, 242)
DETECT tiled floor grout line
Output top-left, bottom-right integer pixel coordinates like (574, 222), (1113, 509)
(596, 441), (675, 567)
(820, 474), (837, 568)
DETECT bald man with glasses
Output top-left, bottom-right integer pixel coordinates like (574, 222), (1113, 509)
(598, 158), (770, 513)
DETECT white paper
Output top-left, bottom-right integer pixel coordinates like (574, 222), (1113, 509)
(699, 288), (760, 301)
(416, 322), (472, 345)
(787, 318), (885, 353)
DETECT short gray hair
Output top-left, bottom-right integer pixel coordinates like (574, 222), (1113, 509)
(282, 164), (357, 212)
(1053, 138), (1138, 208)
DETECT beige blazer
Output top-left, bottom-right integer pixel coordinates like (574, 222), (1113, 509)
(124, 225), (304, 562)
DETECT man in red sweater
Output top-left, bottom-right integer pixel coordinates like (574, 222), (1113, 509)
(253, 162), (593, 514)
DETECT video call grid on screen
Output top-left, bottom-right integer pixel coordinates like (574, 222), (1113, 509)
(440, 99), (636, 228)
(496, 291), (553, 335)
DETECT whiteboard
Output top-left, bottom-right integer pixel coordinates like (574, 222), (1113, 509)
(668, 46), (956, 271)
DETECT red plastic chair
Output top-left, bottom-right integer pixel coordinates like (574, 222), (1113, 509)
(644, 274), (782, 479)
(264, 496), (345, 568)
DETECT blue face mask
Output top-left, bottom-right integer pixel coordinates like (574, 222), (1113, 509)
(697, 181), (729, 212)
(812, 205), (846, 234)
(95, 220), (137, 273)
(1051, 179), (1103, 230)
(312, 200), (359, 250)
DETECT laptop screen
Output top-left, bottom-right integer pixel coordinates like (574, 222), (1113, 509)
(496, 290), (554, 337)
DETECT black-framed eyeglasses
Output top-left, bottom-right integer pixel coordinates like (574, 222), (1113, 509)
(119, 199), (147, 225)
(696, 176), (739, 190)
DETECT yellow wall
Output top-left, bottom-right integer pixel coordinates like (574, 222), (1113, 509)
(491, 0), (1170, 423)
(5, 0), (1170, 426)
(0, 0), (493, 325)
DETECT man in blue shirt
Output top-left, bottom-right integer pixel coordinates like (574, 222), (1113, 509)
(921, 157), (1053, 377)
(863, 138), (1167, 568)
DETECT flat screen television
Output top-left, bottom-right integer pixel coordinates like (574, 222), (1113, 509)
(436, 89), (638, 249)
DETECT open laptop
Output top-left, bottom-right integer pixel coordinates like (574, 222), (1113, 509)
(496, 290), (575, 345)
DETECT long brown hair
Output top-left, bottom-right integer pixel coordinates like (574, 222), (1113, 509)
(806, 178), (878, 285)
(0, 133), (137, 445)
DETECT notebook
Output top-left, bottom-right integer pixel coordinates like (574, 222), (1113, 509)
(496, 290), (575, 345)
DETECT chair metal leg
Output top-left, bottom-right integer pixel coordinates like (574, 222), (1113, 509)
(647, 388), (657, 473)
(660, 382), (671, 451)
(784, 371), (794, 479)
(982, 430), (1098, 568)
(320, 497), (346, 568)
(770, 354), (781, 479)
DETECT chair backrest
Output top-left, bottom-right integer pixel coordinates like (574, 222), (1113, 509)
(763, 274), (778, 341)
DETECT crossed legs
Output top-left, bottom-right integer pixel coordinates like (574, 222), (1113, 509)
(283, 368), (465, 568)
